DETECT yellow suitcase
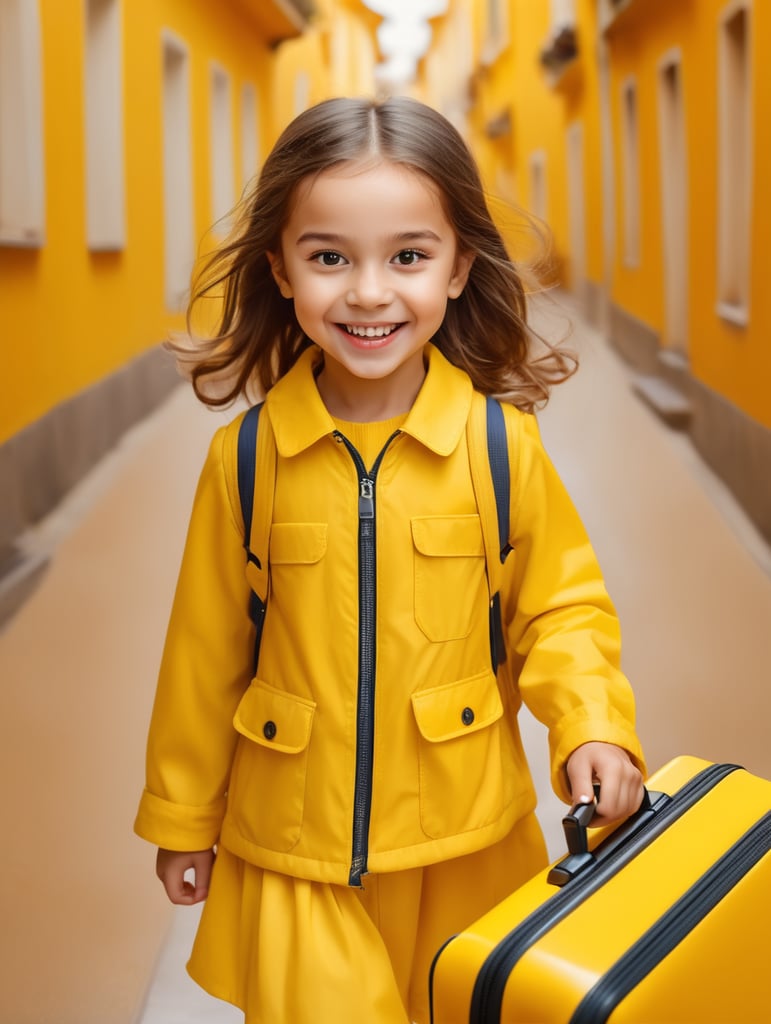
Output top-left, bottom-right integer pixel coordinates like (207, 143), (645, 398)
(429, 756), (771, 1023)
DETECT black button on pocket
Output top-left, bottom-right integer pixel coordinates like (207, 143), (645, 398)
(263, 720), (277, 740)
(461, 707), (475, 726)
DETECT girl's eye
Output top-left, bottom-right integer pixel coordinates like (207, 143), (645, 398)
(312, 251), (346, 267)
(393, 249), (426, 266)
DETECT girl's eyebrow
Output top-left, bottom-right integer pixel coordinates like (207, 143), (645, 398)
(294, 229), (443, 246)
(295, 231), (345, 245)
(393, 230), (443, 244)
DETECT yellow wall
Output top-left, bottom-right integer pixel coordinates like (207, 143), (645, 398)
(10, 0), (767, 443)
(607, 0), (770, 426)
(505, 0), (605, 292)
(607, 2), (692, 340)
(572, 0), (603, 287)
(508, 0), (569, 263)
(690, 0), (771, 427)
(432, 1), (566, 275)
(0, 0), (274, 442)
(0, 0), (277, 444)
(0, 0), (384, 448)
(448, 0), (771, 428)
(272, 0), (379, 128)
(437, 0), (594, 288)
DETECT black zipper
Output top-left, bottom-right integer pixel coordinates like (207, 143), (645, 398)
(467, 762), (742, 1023)
(334, 430), (400, 887)
(569, 809), (771, 1024)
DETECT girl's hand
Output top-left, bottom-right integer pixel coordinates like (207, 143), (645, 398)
(566, 742), (645, 825)
(155, 847), (215, 905)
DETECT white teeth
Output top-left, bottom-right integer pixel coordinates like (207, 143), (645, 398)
(345, 324), (398, 338)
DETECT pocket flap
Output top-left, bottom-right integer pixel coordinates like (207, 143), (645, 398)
(411, 515), (484, 557)
(411, 671), (503, 742)
(234, 681), (316, 754)
(270, 522), (327, 564)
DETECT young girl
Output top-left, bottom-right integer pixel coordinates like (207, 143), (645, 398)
(135, 96), (645, 1023)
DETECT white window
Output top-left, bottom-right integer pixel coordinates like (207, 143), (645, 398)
(717, 2), (752, 324)
(566, 121), (587, 305)
(483, 0), (509, 64)
(210, 63), (234, 230)
(84, 0), (125, 250)
(598, 0), (635, 33)
(486, 0), (501, 44)
(550, 0), (576, 28)
(620, 77), (640, 267)
(161, 32), (194, 311)
(241, 83), (259, 189)
(293, 72), (310, 116)
(330, 16), (348, 96)
(657, 51), (689, 353)
(529, 150), (548, 222)
(0, 0), (45, 246)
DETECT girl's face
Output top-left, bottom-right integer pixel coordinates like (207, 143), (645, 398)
(268, 159), (473, 419)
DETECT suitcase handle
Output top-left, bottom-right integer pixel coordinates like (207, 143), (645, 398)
(563, 782), (603, 856)
(548, 786), (661, 887)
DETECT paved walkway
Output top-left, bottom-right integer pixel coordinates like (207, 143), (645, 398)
(2, 297), (770, 1024)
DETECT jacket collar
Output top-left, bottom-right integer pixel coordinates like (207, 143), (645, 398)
(266, 344), (473, 458)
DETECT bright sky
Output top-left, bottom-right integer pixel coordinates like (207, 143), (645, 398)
(361, 0), (449, 85)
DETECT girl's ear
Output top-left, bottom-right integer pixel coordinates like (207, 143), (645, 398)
(447, 252), (474, 299)
(267, 252), (293, 298)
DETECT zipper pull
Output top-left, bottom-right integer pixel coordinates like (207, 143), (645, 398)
(359, 478), (374, 518)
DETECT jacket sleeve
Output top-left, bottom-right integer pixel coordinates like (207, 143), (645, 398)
(502, 410), (646, 804)
(134, 418), (254, 851)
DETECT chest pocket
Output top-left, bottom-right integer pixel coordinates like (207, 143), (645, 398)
(411, 515), (486, 642)
(267, 522), (327, 596)
(270, 522), (327, 564)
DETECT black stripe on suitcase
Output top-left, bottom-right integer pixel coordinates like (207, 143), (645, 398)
(569, 810), (771, 1024)
(464, 762), (742, 1024)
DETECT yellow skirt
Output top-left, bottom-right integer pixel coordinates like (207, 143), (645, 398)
(187, 814), (548, 1024)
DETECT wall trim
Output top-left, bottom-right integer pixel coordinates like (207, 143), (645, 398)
(0, 345), (181, 625)
(608, 302), (771, 548)
(687, 373), (771, 547)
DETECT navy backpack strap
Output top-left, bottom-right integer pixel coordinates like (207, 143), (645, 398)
(467, 393), (513, 671)
(485, 395), (512, 564)
(485, 396), (512, 670)
(237, 402), (267, 671)
(237, 403), (263, 565)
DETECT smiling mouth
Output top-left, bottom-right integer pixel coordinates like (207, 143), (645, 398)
(342, 323), (404, 338)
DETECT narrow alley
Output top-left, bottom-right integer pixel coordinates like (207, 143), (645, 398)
(1, 297), (769, 1024)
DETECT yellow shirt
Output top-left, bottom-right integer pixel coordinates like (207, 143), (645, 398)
(331, 414), (408, 471)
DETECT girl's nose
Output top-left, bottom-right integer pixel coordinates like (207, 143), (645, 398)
(346, 266), (393, 308)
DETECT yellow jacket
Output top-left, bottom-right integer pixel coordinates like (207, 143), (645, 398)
(134, 345), (645, 885)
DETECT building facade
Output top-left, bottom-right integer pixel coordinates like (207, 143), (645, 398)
(421, 0), (770, 547)
(0, 0), (379, 621)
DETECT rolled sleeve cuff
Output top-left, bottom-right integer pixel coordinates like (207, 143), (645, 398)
(133, 789), (226, 851)
(550, 706), (647, 804)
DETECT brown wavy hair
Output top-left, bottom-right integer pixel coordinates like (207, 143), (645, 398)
(173, 95), (576, 411)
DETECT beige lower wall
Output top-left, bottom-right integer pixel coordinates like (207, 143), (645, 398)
(608, 302), (661, 375)
(687, 376), (771, 546)
(0, 347), (181, 625)
(607, 302), (771, 548)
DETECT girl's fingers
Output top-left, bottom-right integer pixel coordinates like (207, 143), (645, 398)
(567, 742), (644, 823)
(155, 848), (214, 905)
